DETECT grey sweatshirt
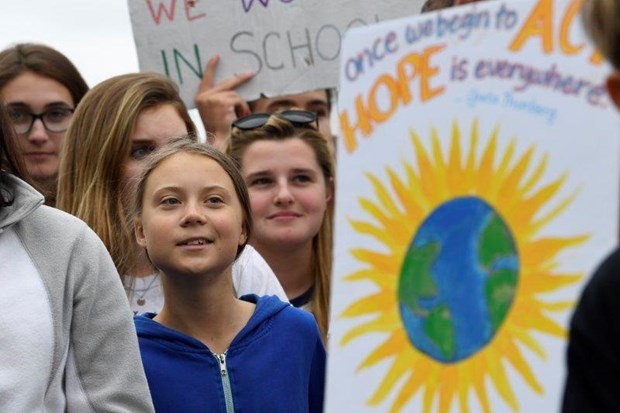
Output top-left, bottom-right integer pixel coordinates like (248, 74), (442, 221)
(0, 174), (154, 412)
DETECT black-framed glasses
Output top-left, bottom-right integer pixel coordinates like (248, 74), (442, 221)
(7, 106), (75, 135)
(232, 109), (318, 130)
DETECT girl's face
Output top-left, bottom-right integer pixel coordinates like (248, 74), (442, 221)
(121, 104), (188, 210)
(1, 71), (74, 184)
(134, 152), (247, 277)
(240, 137), (331, 251)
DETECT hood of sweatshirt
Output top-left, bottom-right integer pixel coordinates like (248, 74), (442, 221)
(134, 295), (290, 351)
(0, 174), (44, 232)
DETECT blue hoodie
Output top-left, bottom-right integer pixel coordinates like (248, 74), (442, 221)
(135, 295), (325, 413)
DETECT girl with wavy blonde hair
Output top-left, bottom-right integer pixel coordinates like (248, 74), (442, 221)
(227, 110), (334, 340)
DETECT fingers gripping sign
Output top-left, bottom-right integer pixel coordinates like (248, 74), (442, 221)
(195, 54), (254, 148)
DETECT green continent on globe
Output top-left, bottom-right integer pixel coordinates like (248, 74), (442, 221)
(424, 303), (456, 360)
(399, 241), (440, 316)
(485, 268), (517, 332)
(478, 214), (513, 267)
(478, 213), (518, 334)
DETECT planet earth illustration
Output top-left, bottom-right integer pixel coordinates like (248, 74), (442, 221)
(398, 196), (519, 363)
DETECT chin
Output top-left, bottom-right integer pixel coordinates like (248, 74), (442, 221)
(269, 234), (313, 248)
(176, 263), (231, 278)
(27, 169), (57, 184)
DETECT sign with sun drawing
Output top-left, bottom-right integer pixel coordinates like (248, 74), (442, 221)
(326, 0), (620, 411)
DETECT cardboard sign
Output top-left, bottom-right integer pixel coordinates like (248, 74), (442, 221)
(327, 0), (620, 411)
(127, 0), (425, 106)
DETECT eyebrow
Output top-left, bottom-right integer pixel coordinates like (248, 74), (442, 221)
(265, 100), (297, 111)
(244, 170), (269, 179)
(304, 100), (329, 107)
(290, 167), (317, 174)
(7, 101), (74, 110)
(151, 184), (230, 194)
(265, 100), (329, 115)
(245, 167), (317, 178)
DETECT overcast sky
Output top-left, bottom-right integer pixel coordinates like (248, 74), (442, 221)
(1, 0), (139, 88)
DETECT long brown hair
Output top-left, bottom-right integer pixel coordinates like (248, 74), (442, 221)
(57, 73), (196, 277)
(227, 113), (335, 339)
(0, 102), (29, 206)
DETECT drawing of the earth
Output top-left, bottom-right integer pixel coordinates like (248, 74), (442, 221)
(398, 196), (519, 363)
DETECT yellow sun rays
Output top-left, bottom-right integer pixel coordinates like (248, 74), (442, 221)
(340, 119), (585, 413)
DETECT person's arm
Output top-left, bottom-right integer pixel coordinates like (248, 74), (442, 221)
(67, 225), (154, 412)
(308, 324), (327, 413)
(562, 249), (620, 412)
(195, 54), (253, 149)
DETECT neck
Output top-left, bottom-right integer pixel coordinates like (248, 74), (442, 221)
(252, 240), (314, 300)
(33, 176), (57, 207)
(132, 244), (156, 277)
(155, 267), (254, 354)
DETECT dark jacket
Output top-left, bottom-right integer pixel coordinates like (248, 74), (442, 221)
(562, 247), (620, 412)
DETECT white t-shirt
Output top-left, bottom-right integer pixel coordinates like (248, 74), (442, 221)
(125, 245), (288, 314)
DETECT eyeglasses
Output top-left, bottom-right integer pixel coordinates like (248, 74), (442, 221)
(232, 109), (318, 130)
(7, 106), (75, 135)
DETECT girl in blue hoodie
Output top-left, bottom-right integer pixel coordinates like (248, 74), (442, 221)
(132, 138), (325, 413)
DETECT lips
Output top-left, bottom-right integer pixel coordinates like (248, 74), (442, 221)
(24, 152), (54, 159)
(268, 211), (302, 220)
(177, 237), (212, 246)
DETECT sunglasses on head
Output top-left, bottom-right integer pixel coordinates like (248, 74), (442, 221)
(231, 109), (318, 130)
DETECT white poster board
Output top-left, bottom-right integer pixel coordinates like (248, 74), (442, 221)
(327, 0), (620, 411)
(127, 0), (425, 106)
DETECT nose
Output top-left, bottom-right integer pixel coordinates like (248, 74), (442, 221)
(274, 180), (294, 206)
(181, 202), (206, 226)
(26, 118), (50, 145)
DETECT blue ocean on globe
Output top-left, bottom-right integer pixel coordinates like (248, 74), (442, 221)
(398, 196), (519, 363)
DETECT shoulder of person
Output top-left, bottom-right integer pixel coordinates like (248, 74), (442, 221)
(25, 205), (104, 247)
(15, 204), (118, 289)
(277, 301), (321, 334)
(581, 247), (620, 299)
(571, 247), (620, 328)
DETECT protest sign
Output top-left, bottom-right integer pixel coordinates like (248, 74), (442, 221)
(127, 0), (425, 106)
(327, 0), (620, 411)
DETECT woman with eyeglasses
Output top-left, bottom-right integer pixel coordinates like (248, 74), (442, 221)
(57, 72), (287, 315)
(0, 43), (88, 206)
(227, 110), (335, 340)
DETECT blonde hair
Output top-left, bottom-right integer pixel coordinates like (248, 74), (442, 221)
(582, 0), (620, 68)
(227, 113), (334, 339)
(57, 73), (196, 277)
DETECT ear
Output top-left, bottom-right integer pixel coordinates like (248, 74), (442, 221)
(325, 176), (335, 204)
(134, 219), (148, 248)
(238, 224), (248, 247)
(606, 71), (620, 111)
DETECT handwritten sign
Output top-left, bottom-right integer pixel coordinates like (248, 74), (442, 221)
(327, 0), (619, 411)
(128, 0), (425, 106)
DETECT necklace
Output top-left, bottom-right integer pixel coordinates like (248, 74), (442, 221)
(133, 274), (160, 306)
